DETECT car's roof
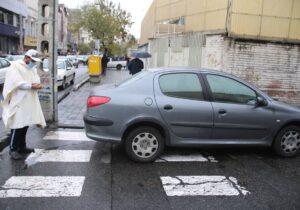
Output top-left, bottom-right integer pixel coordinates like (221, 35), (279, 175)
(147, 67), (231, 76)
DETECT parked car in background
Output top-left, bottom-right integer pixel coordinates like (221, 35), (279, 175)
(66, 55), (79, 68)
(107, 56), (127, 70)
(84, 68), (300, 162)
(5, 55), (24, 61)
(43, 58), (76, 89)
(0, 58), (11, 85)
(77, 55), (88, 65)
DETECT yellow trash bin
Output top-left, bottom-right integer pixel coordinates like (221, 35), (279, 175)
(88, 55), (102, 83)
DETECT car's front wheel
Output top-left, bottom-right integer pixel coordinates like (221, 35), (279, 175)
(125, 127), (164, 162)
(273, 125), (300, 157)
(116, 64), (122, 70)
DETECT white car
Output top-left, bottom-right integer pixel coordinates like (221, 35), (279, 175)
(0, 58), (11, 85)
(43, 58), (76, 89)
(107, 56), (127, 70)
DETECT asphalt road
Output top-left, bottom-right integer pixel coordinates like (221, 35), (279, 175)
(0, 128), (299, 210)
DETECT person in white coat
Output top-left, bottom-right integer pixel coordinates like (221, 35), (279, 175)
(1, 49), (46, 160)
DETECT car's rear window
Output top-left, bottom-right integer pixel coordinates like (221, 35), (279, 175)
(117, 71), (149, 87)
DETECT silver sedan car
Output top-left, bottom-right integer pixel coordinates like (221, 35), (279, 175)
(84, 68), (300, 162)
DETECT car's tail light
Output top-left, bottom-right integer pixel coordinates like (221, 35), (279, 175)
(87, 96), (111, 108)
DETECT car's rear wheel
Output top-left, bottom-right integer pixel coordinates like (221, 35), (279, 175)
(116, 64), (122, 70)
(273, 125), (300, 157)
(61, 78), (66, 89)
(125, 127), (164, 162)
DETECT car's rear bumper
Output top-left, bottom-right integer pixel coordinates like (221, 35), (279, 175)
(84, 115), (113, 126)
(83, 113), (122, 143)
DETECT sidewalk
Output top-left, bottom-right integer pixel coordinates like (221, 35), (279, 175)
(58, 69), (131, 127)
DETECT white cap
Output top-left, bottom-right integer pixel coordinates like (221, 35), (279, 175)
(25, 49), (41, 62)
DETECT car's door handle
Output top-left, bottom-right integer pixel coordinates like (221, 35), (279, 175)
(164, 104), (173, 110)
(218, 109), (227, 115)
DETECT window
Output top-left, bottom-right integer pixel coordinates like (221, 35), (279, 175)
(66, 61), (72, 68)
(0, 12), (4, 23)
(206, 74), (257, 104)
(42, 5), (50, 18)
(159, 73), (203, 100)
(7, 13), (13, 25)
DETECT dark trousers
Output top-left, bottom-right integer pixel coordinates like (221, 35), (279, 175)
(10, 126), (29, 152)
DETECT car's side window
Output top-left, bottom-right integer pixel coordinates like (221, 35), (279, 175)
(206, 74), (257, 104)
(66, 61), (72, 69)
(159, 73), (204, 100)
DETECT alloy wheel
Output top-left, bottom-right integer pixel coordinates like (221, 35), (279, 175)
(281, 130), (300, 154)
(131, 132), (158, 158)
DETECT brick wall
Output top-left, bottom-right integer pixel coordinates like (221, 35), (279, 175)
(205, 35), (300, 106)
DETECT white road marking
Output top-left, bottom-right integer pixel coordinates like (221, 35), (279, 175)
(160, 176), (250, 196)
(0, 176), (85, 198)
(156, 154), (218, 163)
(43, 131), (93, 141)
(25, 149), (92, 164)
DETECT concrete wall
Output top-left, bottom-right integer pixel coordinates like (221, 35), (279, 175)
(140, 0), (228, 45)
(205, 35), (300, 106)
(140, 0), (300, 45)
(229, 0), (300, 43)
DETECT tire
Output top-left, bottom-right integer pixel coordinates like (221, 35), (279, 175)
(61, 78), (66, 90)
(116, 64), (122, 70)
(273, 125), (300, 157)
(124, 127), (165, 162)
(70, 74), (75, 85)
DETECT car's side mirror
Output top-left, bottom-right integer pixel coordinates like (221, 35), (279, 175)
(67, 67), (71, 70)
(256, 96), (268, 107)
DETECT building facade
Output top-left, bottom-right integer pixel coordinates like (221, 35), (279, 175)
(57, 4), (68, 55)
(141, 0), (300, 106)
(0, 0), (27, 54)
(24, 0), (38, 50)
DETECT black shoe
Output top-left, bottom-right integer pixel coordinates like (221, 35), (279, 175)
(9, 151), (25, 160)
(19, 147), (35, 154)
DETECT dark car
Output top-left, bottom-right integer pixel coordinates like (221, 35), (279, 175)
(84, 68), (300, 162)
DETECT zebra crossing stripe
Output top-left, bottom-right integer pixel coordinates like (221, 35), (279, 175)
(160, 176), (250, 196)
(156, 154), (218, 162)
(0, 176), (85, 198)
(25, 149), (93, 164)
(43, 131), (93, 141)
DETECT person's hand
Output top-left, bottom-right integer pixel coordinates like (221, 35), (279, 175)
(32, 83), (42, 90)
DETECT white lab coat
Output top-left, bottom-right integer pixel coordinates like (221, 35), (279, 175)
(1, 60), (46, 129)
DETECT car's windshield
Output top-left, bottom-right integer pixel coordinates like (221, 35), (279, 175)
(116, 71), (150, 87)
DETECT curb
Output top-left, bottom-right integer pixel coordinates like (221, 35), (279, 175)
(58, 91), (70, 104)
(0, 135), (9, 152)
(73, 77), (89, 91)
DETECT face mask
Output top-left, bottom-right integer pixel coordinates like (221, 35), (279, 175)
(27, 62), (36, 69)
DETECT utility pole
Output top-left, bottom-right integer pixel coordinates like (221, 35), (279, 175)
(37, 0), (58, 123)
